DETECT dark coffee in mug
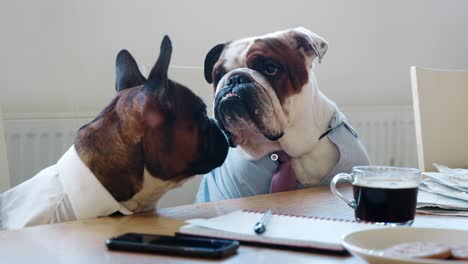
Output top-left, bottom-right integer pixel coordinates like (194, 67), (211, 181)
(353, 183), (418, 223)
(331, 166), (421, 225)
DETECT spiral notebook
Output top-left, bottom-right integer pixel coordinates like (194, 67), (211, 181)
(178, 210), (380, 252)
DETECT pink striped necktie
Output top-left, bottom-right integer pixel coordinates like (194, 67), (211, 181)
(270, 151), (297, 193)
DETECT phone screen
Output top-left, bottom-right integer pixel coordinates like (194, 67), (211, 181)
(106, 233), (239, 258)
(115, 233), (231, 249)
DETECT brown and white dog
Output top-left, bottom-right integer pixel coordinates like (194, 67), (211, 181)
(196, 28), (369, 201)
(0, 36), (228, 229)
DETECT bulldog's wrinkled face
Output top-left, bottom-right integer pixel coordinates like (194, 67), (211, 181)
(204, 27), (328, 159)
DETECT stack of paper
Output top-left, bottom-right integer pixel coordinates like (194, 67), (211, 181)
(417, 164), (468, 216)
(179, 210), (379, 252)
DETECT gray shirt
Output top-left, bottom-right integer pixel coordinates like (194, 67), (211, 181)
(195, 111), (370, 203)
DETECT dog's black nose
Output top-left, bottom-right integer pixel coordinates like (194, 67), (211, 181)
(226, 73), (252, 86)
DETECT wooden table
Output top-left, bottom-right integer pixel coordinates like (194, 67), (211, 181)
(0, 186), (465, 263)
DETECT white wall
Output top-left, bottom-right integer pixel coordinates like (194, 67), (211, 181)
(0, 105), (10, 192)
(1, 0), (468, 114)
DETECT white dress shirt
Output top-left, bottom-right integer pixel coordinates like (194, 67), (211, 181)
(0, 145), (133, 230)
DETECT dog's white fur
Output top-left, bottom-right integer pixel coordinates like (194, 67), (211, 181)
(121, 168), (189, 212)
(215, 28), (340, 186)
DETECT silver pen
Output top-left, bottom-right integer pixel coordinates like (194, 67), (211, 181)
(254, 209), (273, 234)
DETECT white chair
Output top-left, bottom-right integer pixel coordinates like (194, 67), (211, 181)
(0, 105), (10, 192)
(410, 66), (468, 172)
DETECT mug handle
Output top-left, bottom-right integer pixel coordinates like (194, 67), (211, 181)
(330, 173), (356, 209)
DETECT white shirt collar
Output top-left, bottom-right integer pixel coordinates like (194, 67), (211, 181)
(57, 145), (133, 220)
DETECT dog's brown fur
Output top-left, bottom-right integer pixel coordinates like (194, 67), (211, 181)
(75, 87), (146, 201)
(246, 38), (309, 104)
(75, 36), (228, 202)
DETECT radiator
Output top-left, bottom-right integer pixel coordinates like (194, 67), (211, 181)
(3, 115), (92, 187)
(3, 106), (417, 188)
(342, 106), (417, 168)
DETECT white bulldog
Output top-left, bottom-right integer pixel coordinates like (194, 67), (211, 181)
(196, 27), (370, 202)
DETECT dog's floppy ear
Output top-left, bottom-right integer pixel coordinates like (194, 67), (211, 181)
(291, 27), (328, 66)
(204, 43), (226, 84)
(115, 49), (147, 92)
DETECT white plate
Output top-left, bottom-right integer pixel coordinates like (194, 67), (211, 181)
(342, 227), (468, 264)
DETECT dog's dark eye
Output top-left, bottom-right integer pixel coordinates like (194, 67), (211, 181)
(263, 62), (279, 76)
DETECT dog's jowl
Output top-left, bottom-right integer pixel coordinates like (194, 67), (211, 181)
(0, 36), (228, 230)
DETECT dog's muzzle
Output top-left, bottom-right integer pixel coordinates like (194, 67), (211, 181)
(214, 73), (256, 147)
(189, 119), (228, 174)
(214, 72), (284, 147)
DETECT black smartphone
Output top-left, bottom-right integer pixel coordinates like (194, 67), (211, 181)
(105, 233), (239, 259)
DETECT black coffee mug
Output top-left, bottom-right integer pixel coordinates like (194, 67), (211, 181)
(330, 166), (421, 226)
